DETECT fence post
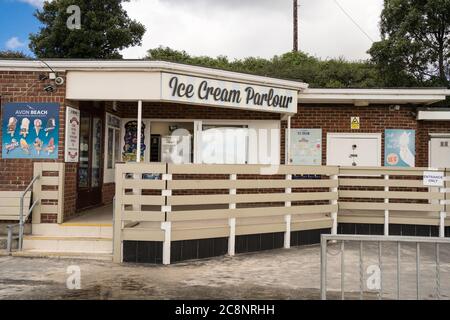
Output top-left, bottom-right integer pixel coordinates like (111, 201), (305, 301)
(439, 173), (447, 237)
(161, 221), (171, 265)
(228, 173), (237, 256)
(384, 174), (390, 236)
(284, 174), (292, 249)
(113, 165), (123, 263)
(331, 174), (338, 235)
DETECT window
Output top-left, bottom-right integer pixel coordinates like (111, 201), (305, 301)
(104, 113), (121, 183)
(201, 125), (248, 164)
(106, 114), (121, 169)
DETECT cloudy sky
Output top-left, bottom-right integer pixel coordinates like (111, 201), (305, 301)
(0, 0), (384, 61)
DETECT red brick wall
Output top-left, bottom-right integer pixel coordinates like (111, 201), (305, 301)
(0, 71), (67, 223)
(282, 104), (450, 167)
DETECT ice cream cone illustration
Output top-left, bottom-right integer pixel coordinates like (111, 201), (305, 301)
(7, 117), (17, 137)
(44, 118), (56, 137)
(44, 138), (55, 155)
(34, 119), (42, 136)
(20, 118), (30, 138)
(5, 139), (19, 154)
(33, 138), (43, 155)
(20, 138), (30, 154)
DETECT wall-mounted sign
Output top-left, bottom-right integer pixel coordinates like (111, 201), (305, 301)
(288, 129), (322, 165)
(351, 117), (360, 130)
(385, 129), (415, 167)
(2, 102), (59, 159)
(64, 107), (80, 162)
(423, 171), (444, 187)
(161, 73), (298, 114)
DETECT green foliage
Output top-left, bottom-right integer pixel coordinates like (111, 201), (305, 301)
(29, 0), (146, 59)
(147, 47), (384, 88)
(0, 50), (31, 59)
(369, 0), (450, 87)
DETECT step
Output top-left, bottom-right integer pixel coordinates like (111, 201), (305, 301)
(12, 250), (113, 261)
(23, 236), (113, 254)
(32, 223), (113, 238)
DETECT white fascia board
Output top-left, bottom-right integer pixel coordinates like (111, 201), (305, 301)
(418, 110), (450, 120)
(0, 59), (308, 91)
(298, 90), (450, 105)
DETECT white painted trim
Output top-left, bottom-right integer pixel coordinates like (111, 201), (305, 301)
(418, 110), (450, 120)
(299, 88), (450, 105)
(0, 59), (307, 90)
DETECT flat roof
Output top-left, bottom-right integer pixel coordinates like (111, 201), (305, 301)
(298, 88), (450, 105)
(0, 59), (308, 91)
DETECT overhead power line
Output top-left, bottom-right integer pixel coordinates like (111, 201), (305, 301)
(333, 0), (374, 43)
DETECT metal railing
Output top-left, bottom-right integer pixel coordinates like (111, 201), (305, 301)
(320, 234), (450, 300)
(7, 175), (40, 252)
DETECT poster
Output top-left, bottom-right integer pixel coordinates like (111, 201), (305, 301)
(384, 129), (415, 167)
(64, 107), (80, 162)
(2, 102), (59, 159)
(288, 129), (322, 165)
(122, 120), (146, 162)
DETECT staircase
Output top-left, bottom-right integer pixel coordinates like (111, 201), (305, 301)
(18, 223), (113, 261)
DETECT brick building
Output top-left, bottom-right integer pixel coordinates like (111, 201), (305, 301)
(1, 60), (450, 263)
(0, 60), (449, 224)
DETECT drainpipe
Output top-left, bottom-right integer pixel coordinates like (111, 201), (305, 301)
(287, 115), (292, 165)
(137, 100), (142, 163)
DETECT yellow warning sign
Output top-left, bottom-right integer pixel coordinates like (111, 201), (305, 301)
(351, 117), (360, 130)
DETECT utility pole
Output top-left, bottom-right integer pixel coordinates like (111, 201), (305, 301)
(293, 0), (299, 52)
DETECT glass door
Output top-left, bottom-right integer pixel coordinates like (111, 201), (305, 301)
(77, 108), (103, 210)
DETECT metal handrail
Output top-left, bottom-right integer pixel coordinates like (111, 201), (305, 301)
(17, 174), (40, 251)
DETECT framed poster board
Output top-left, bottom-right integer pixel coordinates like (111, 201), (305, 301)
(65, 107), (80, 162)
(385, 129), (416, 167)
(288, 129), (322, 165)
(2, 102), (59, 159)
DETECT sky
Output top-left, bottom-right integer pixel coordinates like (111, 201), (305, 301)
(0, 0), (384, 61)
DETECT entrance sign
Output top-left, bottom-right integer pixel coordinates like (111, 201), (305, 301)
(65, 107), (80, 162)
(423, 171), (444, 187)
(161, 73), (298, 114)
(2, 102), (59, 159)
(385, 129), (415, 167)
(288, 129), (322, 165)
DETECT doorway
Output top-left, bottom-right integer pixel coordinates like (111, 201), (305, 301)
(77, 103), (104, 210)
(429, 134), (450, 168)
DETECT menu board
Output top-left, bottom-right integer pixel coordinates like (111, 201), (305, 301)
(2, 103), (59, 159)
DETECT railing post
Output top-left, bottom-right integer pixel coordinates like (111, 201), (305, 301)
(331, 174), (338, 235)
(161, 221), (172, 265)
(228, 173), (237, 256)
(18, 195), (24, 251)
(320, 235), (327, 300)
(113, 167), (124, 263)
(384, 174), (389, 236)
(284, 174), (292, 249)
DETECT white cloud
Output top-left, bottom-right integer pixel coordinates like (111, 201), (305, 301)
(5, 37), (26, 50)
(121, 0), (384, 61)
(17, 0), (45, 8)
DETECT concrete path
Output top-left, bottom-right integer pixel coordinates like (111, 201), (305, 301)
(0, 242), (449, 300)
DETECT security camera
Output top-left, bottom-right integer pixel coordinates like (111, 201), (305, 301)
(44, 85), (54, 92)
(54, 76), (65, 86)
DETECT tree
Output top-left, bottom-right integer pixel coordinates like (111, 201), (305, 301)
(147, 46), (383, 88)
(0, 50), (30, 59)
(368, 0), (450, 87)
(29, 0), (146, 59)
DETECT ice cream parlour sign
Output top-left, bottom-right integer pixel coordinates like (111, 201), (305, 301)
(161, 73), (298, 114)
(2, 103), (59, 159)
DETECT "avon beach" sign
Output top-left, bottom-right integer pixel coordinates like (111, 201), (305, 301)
(161, 73), (297, 114)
